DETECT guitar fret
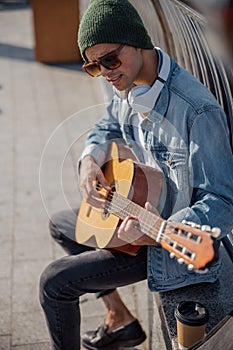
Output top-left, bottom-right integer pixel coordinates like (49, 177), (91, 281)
(109, 193), (140, 220)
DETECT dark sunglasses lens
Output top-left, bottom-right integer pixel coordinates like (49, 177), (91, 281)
(84, 63), (101, 77)
(101, 55), (121, 70)
(82, 46), (123, 77)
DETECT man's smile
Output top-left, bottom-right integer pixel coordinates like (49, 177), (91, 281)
(107, 74), (123, 86)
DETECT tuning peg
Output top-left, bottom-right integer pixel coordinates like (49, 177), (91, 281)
(170, 252), (175, 259)
(182, 220), (192, 226)
(187, 221), (197, 227)
(188, 264), (194, 271)
(194, 224), (201, 229)
(178, 258), (184, 264)
(201, 225), (211, 232)
(211, 227), (221, 238)
(181, 220), (201, 229)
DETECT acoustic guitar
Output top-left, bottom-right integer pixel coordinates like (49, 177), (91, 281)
(76, 142), (220, 270)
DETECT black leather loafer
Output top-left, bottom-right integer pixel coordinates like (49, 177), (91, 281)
(81, 319), (147, 350)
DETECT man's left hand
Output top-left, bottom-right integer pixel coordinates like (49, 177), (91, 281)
(117, 201), (158, 246)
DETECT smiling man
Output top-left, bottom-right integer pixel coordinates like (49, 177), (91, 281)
(39, 1), (233, 350)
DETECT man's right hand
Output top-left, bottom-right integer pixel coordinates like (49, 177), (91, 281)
(79, 155), (111, 209)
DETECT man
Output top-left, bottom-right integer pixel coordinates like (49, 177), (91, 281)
(39, 1), (233, 350)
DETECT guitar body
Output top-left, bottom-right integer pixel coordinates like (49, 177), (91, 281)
(76, 142), (163, 255)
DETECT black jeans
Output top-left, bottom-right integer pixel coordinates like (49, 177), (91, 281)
(39, 209), (147, 350)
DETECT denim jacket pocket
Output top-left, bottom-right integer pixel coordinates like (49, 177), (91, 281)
(150, 147), (190, 214)
(150, 147), (188, 191)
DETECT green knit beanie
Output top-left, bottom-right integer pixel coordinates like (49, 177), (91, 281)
(78, 0), (154, 60)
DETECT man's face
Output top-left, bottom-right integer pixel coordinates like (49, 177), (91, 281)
(84, 43), (144, 91)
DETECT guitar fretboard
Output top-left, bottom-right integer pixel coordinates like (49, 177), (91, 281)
(105, 191), (164, 241)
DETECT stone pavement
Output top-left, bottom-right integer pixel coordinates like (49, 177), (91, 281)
(0, 4), (149, 350)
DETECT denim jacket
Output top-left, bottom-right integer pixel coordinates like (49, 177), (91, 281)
(81, 50), (233, 292)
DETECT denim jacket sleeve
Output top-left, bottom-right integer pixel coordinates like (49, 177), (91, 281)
(80, 96), (126, 166)
(169, 106), (233, 238)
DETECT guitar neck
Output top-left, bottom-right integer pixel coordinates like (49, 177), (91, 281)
(106, 191), (164, 241)
(105, 191), (216, 269)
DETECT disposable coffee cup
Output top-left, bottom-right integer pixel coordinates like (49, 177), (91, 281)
(175, 301), (209, 350)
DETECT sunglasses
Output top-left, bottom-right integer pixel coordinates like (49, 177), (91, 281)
(82, 44), (124, 77)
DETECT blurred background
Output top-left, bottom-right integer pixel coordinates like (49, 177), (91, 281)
(0, 1), (232, 349)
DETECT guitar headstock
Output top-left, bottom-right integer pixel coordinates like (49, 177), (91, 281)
(160, 220), (221, 271)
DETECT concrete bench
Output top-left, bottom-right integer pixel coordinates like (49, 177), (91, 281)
(150, 244), (233, 349)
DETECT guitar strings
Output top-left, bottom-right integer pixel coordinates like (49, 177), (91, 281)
(105, 192), (177, 246)
(95, 184), (196, 262)
(96, 184), (192, 252)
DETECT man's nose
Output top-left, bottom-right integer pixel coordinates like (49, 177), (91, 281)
(99, 64), (112, 77)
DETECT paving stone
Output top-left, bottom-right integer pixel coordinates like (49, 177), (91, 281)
(13, 237), (52, 261)
(12, 310), (50, 346)
(13, 260), (50, 296)
(12, 282), (40, 313)
(0, 252), (12, 280)
(0, 336), (11, 350)
(0, 309), (11, 335)
(0, 279), (11, 311)
(12, 343), (50, 350)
